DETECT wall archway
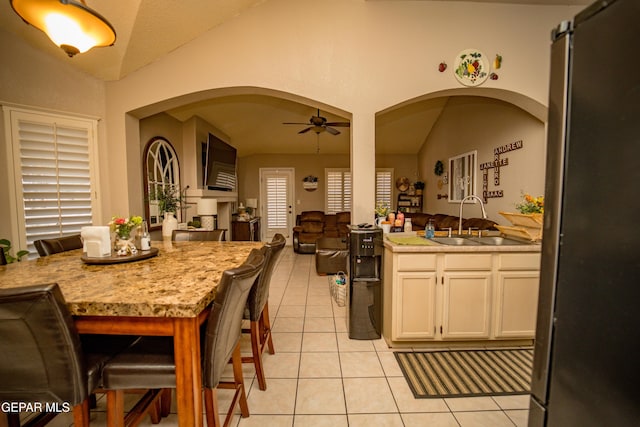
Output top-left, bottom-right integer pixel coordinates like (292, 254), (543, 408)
(375, 88), (547, 222)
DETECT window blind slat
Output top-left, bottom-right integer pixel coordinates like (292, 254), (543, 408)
(9, 109), (97, 257)
(266, 176), (288, 228)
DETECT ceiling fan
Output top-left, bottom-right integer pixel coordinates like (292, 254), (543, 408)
(283, 108), (350, 135)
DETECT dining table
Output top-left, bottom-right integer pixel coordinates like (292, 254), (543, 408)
(0, 239), (263, 427)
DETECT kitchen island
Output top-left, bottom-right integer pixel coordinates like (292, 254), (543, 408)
(0, 240), (263, 427)
(382, 234), (541, 348)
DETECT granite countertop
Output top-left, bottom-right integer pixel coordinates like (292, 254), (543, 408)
(0, 241), (263, 318)
(383, 233), (541, 253)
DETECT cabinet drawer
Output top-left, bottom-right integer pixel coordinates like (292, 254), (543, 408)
(443, 254), (492, 270)
(498, 253), (541, 270)
(397, 254), (437, 271)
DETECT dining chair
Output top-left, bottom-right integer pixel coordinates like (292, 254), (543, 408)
(241, 233), (286, 390)
(171, 229), (226, 241)
(0, 283), (128, 427)
(34, 234), (83, 257)
(101, 248), (266, 427)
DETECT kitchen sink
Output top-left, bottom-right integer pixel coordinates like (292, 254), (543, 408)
(430, 237), (482, 246)
(468, 236), (533, 245)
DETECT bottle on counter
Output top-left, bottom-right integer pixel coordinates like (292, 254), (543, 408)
(140, 220), (151, 250)
(404, 217), (412, 232)
(388, 212), (395, 231)
(396, 211), (405, 230)
(425, 219), (435, 239)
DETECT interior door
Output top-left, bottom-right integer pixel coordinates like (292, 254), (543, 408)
(260, 168), (294, 245)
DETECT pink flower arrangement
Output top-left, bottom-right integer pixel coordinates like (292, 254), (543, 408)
(109, 215), (142, 239)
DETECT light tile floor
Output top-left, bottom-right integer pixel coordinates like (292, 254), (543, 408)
(41, 249), (530, 427)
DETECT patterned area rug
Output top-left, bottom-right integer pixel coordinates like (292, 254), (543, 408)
(394, 348), (533, 398)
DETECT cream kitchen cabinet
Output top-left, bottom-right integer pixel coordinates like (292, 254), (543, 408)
(383, 246), (540, 346)
(441, 254), (492, 339)
(388, 253), (438, 340)
(395, 272), (438, 339)
(493, 253), (541, 338)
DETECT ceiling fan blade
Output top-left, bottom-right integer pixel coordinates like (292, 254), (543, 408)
(283, 122), (311, 125)
(325, 126), (340, 135)
(325, 122), (350, 128)
(298, 127), (313, 134)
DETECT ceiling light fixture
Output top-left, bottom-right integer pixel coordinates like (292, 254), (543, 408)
(10, 0), (116, 57)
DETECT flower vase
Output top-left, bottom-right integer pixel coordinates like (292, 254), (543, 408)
(162, 212), (178, 239)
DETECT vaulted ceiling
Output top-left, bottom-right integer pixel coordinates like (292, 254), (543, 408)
(2, 0), (589, 156)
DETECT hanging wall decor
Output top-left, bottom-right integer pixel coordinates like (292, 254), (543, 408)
(454, 49), (489, 87)
(480, 139), (524, 202)
(303, 175), (318, 191)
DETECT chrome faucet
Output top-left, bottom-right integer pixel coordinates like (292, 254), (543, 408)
(458, 195), (487, 235)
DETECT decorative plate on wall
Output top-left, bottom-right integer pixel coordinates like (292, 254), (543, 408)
(395, 177), (410, 192)
(454, 49), (489, 87)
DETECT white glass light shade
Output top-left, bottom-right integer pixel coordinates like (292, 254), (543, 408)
(245, 198), (258, 209)
(197, 198), (217, 216)
(10, 0), (116, 57)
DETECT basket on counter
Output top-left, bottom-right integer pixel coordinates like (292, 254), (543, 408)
(497, 211), (543, 241)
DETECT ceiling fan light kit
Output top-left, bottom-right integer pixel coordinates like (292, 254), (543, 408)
(283, 108), (350, 136)
(10, 0), (116, 57)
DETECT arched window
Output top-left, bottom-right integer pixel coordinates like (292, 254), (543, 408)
(143, 137), (181, 229)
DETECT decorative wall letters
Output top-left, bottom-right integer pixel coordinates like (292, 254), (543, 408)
(480, 140), (523, 202)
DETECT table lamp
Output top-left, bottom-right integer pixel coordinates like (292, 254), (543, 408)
(246, 198), (257, 217)
(197, 198), (217, 230)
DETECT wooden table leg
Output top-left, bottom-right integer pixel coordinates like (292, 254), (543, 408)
(173, 317), (203, 427)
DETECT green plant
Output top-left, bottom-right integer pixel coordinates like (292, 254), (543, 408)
(414, 181), (425, 190)
(375, 202), (390, 218)
(516, 193), (544, 214)
(155, 185), (182, 214)
(0, 238), (29, 263)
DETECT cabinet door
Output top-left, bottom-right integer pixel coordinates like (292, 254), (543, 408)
(441, 271), (492, 339)
(494, 271), (540, 338)
(394, 272), (437, 340)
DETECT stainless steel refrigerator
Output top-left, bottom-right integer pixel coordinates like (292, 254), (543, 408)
(529, 0), (640, 426)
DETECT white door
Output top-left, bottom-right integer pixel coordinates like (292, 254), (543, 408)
(260, 168), (294, 245)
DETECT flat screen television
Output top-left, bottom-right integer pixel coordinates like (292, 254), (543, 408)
(203, 133), (237, 191)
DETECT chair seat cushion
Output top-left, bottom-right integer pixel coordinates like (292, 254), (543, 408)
(102, 337), (176, 390)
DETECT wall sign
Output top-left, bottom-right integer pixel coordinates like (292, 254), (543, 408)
(480, 140), (523, 202)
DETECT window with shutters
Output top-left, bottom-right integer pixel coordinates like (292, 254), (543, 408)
(325, 169), (351, 214)
(4, 107), (99, 258)
(266, 175), (288, 229)
(376, 169), (393, 209)
(325, 168), (393, 214)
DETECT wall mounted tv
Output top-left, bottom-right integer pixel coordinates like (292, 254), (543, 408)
(203, 133), (237, 191)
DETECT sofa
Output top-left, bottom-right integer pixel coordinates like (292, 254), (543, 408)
(403, 212), (498, 233)
(293, 211), (350, 254)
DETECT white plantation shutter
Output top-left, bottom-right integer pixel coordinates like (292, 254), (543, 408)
(266, 175), (288, 229)
(375, 169), (393, 208)
(326, 169), (351, 213)
(6, 108), (98, 257)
